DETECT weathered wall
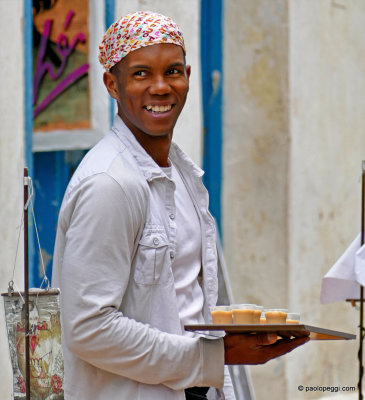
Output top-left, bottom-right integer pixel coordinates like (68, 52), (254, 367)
(223, 1), (289, 398)
(223, 0), (363, 399)
(116, 0), (203, 166)
(287, 1), (364, 398)
(0, 1), (25, 399)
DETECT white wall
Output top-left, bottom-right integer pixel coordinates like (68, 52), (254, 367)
(223, 1), (289, 398)
(0, 2), (25, 399)
(223, 0), (364, 399)
(115, 0), (203, 166)
(287, 1), (364, 398)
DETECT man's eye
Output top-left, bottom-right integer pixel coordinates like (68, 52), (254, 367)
(134, 71), (147, 77)
(167, 68), (179, 75)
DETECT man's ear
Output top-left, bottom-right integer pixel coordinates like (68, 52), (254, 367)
(186, 65), (191, 81)
(103, 72), (118, 100)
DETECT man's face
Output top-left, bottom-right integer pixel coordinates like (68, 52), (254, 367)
(105, 43), (190, 139)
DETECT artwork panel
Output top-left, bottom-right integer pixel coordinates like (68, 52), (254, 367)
(3, 291), (64, 400)
(33, 0), (91, 132)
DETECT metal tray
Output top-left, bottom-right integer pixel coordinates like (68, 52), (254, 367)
(184, 324), (356, 340)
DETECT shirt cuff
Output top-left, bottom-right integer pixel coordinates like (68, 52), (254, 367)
(199, 337), (225, 388)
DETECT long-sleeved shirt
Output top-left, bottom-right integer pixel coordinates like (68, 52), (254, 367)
(52, 115), (235, 400)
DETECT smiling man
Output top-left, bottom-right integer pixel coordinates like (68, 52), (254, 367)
(52, 11), (308, 400)
(104, 41), (190, 167)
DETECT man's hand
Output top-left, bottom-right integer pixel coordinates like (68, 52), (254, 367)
(224, 333), (309, 365)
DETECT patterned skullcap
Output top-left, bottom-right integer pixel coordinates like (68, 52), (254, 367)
(98, 11), (186, 71)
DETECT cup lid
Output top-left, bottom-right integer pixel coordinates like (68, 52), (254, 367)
(210, 305), (231, 311)
(231, 303), (257, 309)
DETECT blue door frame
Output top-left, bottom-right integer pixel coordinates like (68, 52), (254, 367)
(201, 0), (224, 235)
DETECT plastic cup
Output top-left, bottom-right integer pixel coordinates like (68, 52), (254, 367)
(211, 305), (232, 324)
(286, 312), (300, 324)
(264, 308), (288, 324)
(253, 305), (264, 324)
(260, 311), (266, 324)
(231, 304), (257, 324)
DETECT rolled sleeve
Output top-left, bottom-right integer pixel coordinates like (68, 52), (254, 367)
(200, 337), (225, 388)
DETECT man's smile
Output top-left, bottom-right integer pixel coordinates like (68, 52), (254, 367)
(144, 104), (174, 113)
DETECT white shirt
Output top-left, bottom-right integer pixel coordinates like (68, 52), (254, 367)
(52, 115), (235, 400)
(161, 163), (205, 333)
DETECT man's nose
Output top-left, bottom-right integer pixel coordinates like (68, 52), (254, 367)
(149, 76), (171, 95)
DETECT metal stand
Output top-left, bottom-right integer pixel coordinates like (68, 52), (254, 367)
(24, 167), (31, 400)
(346, 161), (365, 400)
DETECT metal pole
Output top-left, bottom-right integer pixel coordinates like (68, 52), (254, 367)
(359, 161), (365, 400)
(24, 167), (30, 400)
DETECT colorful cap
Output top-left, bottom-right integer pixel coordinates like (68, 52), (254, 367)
(98, 11), (186, 71)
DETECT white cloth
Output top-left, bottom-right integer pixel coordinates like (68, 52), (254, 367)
(166, 163), (205, 333)
(52, 115), (235, 400)
(320, 234), (365, 303)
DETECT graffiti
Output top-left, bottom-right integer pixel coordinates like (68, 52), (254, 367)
(33, 9), (89, 118)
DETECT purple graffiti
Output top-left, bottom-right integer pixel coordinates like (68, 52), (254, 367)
(33, 10), (90, 117)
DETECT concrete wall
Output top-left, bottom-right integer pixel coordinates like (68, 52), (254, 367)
(223, 1), (289, 398)
(223, 0), (364, 399)
(115, 0), (203, 166)
(287, 1), (364, 398)
(0, 2), (25, 399)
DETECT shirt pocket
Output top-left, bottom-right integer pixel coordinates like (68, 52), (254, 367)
(133, 230), (170, 285)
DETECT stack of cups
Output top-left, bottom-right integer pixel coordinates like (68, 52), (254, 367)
(231, 304), (263, 324)
(210, 305), (232, 324)
(286, 312), (300, 324)
(261, 310), (300, 324)
(211, 304), (265, 325)
(263, 309), (288, 324)
(210, 305), (300, 325)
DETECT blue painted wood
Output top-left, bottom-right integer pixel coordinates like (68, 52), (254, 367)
(201, 0), (223, 235)
(24, 0), (35, 286)
(33, 151), (87, 287)
(105, 0), (116, 127)
(105, 0), (116, 30)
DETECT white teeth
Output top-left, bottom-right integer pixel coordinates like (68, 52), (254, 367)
(146, 104), (172, 113)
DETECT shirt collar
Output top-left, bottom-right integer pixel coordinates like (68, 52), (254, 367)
(111, 114), (204, 181)
(111, 115), (164, 181)
(169, 143), (204, 179)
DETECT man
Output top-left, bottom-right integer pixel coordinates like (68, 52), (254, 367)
(52, 11), (308, 400)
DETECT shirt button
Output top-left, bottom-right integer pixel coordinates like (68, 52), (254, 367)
(169, 213), (175, 220)
(170, 251), (175, 259)
(153, 237), (160, 246)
